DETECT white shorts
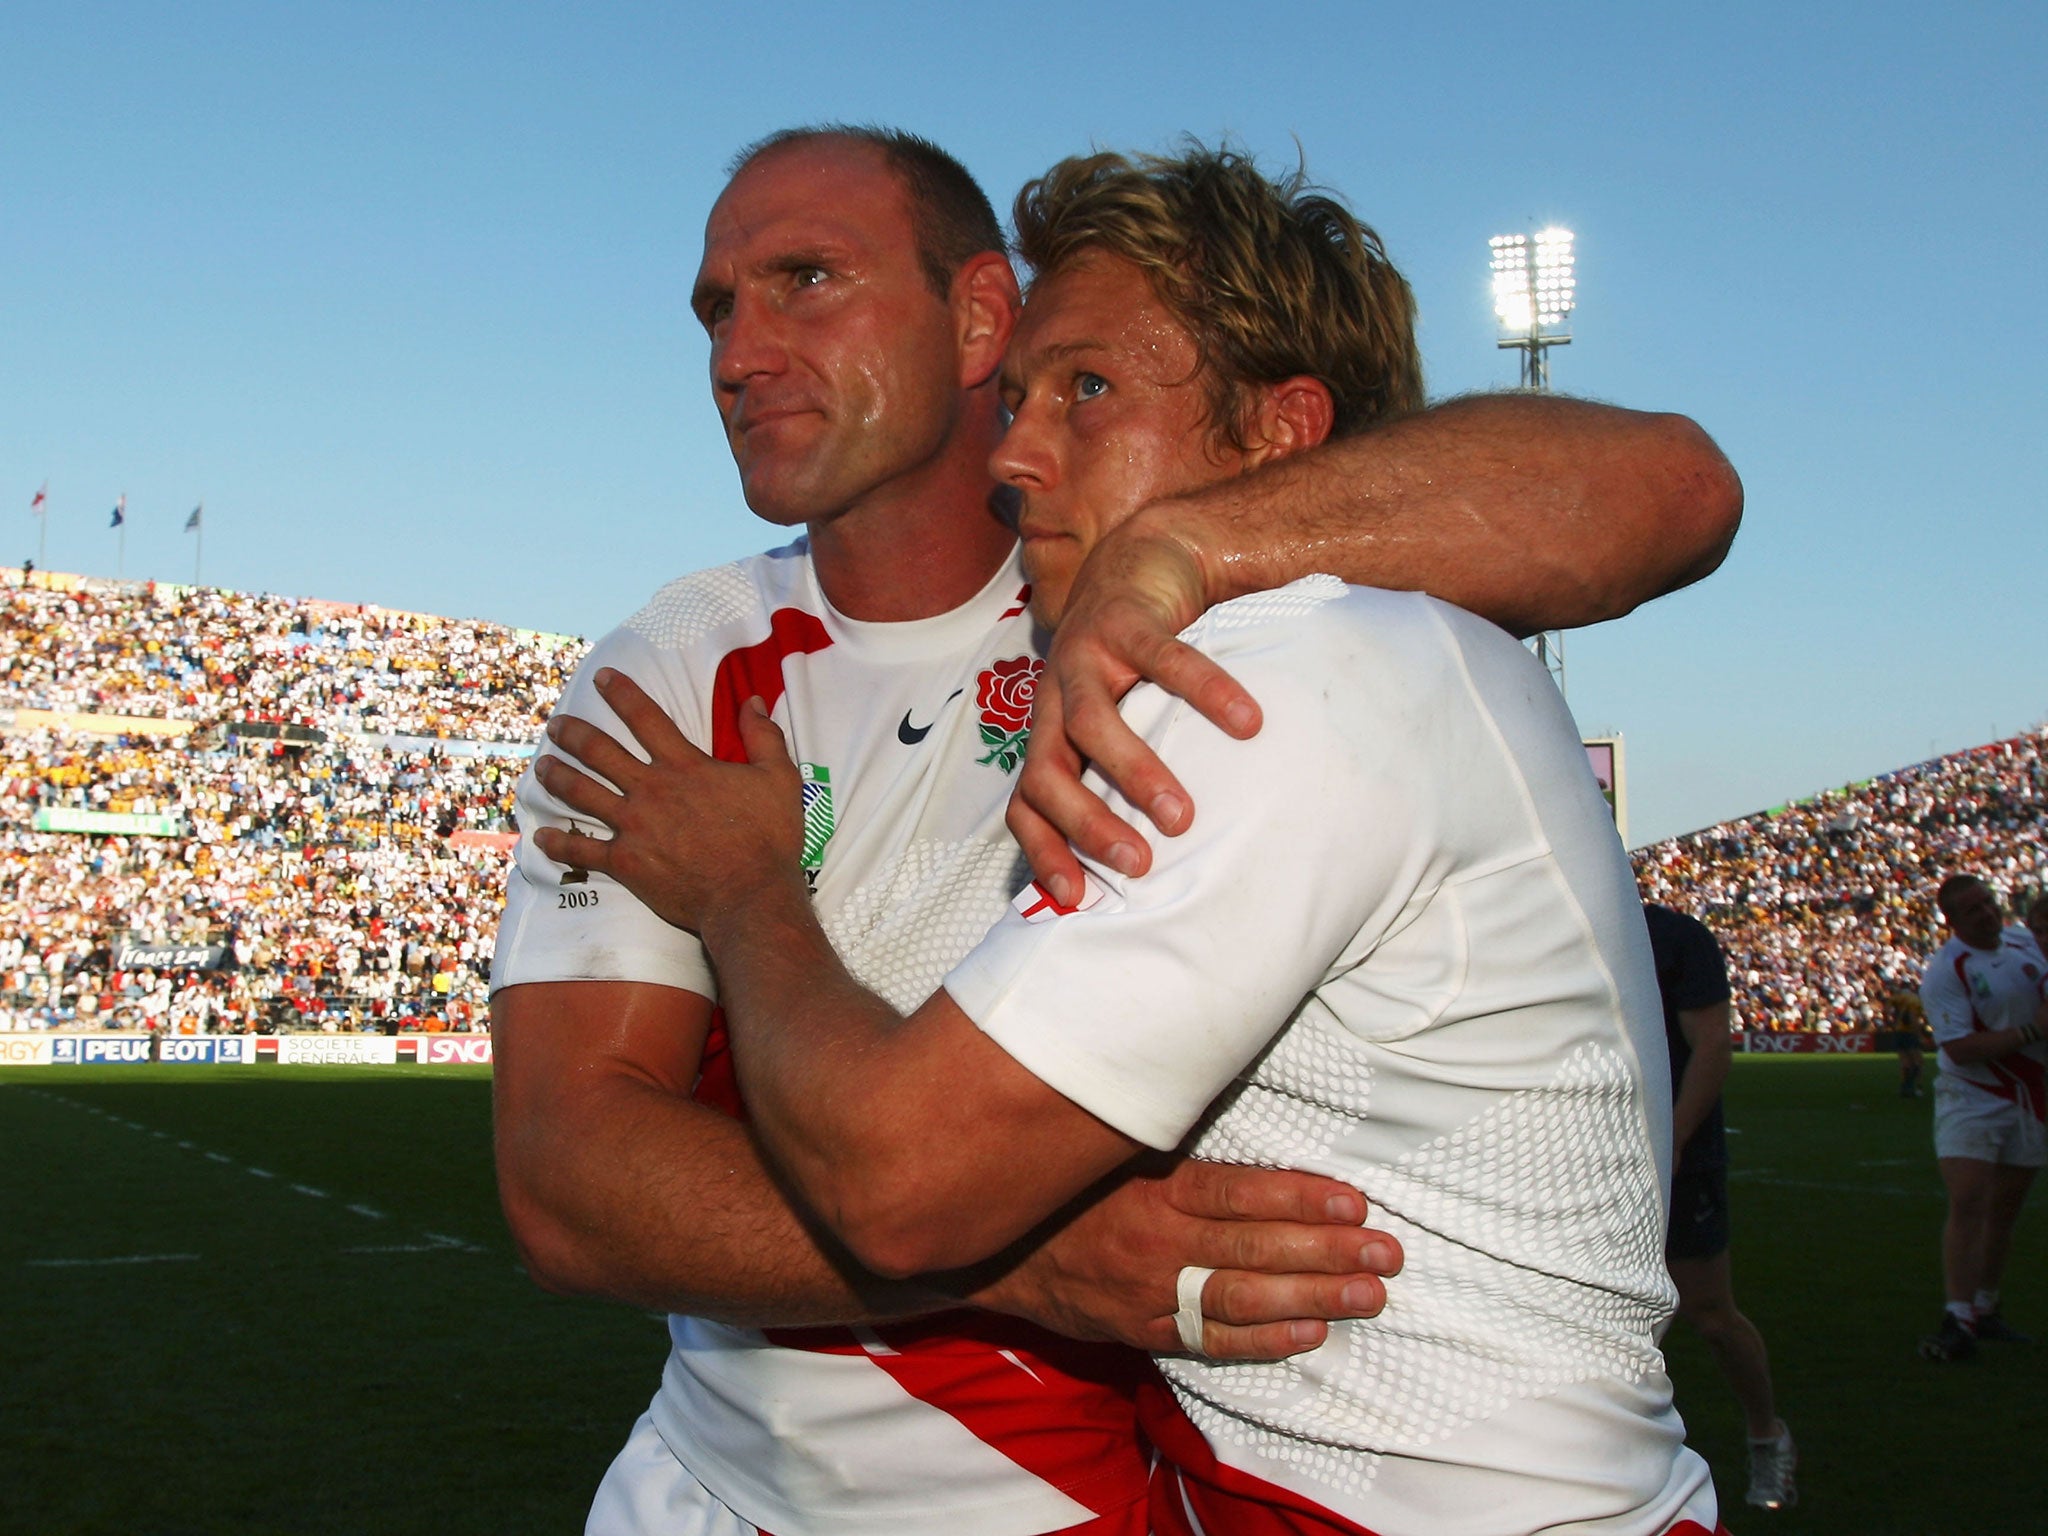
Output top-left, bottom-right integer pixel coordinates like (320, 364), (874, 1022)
(1934, 1075), (2048, 1166)
(588, 1411), (760, 1536)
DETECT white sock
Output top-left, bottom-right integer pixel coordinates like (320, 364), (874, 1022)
(1973, 1289), (2000, 1317)
(1947, 1300), (1977, 1328)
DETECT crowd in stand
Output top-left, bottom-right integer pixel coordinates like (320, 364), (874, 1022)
(1634, 728), (2048, 1034)
(1, 569), (2042, 1040)
(0, 573), (582, 1032)
(1, 577), (578, 743)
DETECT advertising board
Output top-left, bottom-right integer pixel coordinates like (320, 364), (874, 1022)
(0, 1033), (55, 1065)
(156, 1036), (257, 1064)
(50, 1036), (155, 1064)
(272, 1036), (399, 1066)
(1741, 1031), (1875, 1054)
(410, 1035), (493, 1065)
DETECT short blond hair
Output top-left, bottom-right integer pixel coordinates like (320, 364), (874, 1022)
(1012, 143), (1424, 449)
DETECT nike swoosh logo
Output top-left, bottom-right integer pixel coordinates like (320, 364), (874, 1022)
(898, 688), (965, 745)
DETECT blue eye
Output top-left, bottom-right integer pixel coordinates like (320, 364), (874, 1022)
(793, 266), (827, 288)
(1075, 373), (1108, 399)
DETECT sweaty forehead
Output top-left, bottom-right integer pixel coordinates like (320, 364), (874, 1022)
(1011, 253), (1196, 374)
(701, 141), (906, 261)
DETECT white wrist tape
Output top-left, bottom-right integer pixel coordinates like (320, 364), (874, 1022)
(1174, 1265), (1217, 1355)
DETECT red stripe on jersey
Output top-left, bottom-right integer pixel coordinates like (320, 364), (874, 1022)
(1946, 950), (2044, 1114)
(692, 1005), (743, 1119)
(692, 600), (1145, 1518)
(689, 609), (834, 1120)
(709, 607), (833, 764)
(999, 584), (1034, 621)
(1140, 1381), (1722, 1536)
(759, 1314), (1151, 1516)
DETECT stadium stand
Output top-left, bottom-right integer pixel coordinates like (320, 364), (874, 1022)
(1, 566), (2040, 1043)
(1635, 727), (2048, 1036)
(0, 570), (584, 1033)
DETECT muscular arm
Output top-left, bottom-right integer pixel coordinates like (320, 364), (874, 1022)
(688, 862), (1143, 1280)
(499, 750), (1400, 1347)
(1933, 999), (2048, 1068)
(1014, 395), (1742, 890)
(1143, 393), (1739, 635)
(491, 977), (921, 1323)
(1670, 1000), (1734, 1154)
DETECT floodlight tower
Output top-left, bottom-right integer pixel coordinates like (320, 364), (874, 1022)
(1489, 227), (1576, 690)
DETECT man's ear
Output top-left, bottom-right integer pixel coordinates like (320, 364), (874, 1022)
(1241, 376), (1335, 469)
(953, 252), (1022, 391)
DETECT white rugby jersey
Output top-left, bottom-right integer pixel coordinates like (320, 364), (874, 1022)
(1922, 928), (2048, 1120)
(493, 540), (1148, 1536)
(947, 579), (1718, 1536)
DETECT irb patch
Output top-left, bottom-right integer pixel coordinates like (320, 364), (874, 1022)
(800, 763), (835, 870)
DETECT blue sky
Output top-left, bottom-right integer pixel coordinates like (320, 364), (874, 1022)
(3, 2), (2042, 844)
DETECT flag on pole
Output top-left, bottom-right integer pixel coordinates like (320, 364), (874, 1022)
(30, 483), (47, 518)
(185, 504), (203, 532)
(110, 495), (126, 529)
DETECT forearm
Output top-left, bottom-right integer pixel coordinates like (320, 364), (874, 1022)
(1140, 393), (1741, 637)
(492, 984), (940, 1325)
(697, 874), (927, 1248)
(499, 1078), (940, 1325)
(1939, 1014), (2048, 1068)
(1670, 1069), (1721, 1154)
(1671, 1006), (1733, 1151)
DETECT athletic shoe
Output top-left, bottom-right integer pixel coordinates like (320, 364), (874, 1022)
(1918, 1312), (1976, 1362)
(1972, 1310), (2032, 1343)
(1745, 1424), (1797, 1510)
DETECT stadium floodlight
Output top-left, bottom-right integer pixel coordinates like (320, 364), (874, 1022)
(1489, 225), (1577, 691)
(1490, 226), (1574, 390)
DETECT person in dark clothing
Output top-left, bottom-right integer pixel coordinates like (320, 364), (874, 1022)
(1644, 902), (1797, 1512)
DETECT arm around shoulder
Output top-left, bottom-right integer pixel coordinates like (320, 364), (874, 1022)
(1136, 393), (1742, 637)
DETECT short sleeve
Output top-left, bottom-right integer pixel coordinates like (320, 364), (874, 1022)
(1918, 951), (1972, 1045)
(945, 588), (1461, 1150)
(489, 626), (717, 1000)
(1665, 913), (1732, 1013)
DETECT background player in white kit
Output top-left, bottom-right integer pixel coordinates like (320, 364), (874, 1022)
(1915, 873), (2047, 1361)
(534, 143), (1723, 1536)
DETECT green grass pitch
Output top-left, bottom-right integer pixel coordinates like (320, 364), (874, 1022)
(3, 1057), (2042, 1534)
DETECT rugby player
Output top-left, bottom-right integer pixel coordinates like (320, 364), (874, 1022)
(1916, 874), (2047, 1361)
(535, 141), (1725, 1535)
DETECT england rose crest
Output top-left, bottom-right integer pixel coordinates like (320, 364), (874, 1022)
(974, 656), (1042, 773)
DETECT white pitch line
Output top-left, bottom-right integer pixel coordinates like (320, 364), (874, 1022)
(291, 1184), (330, 1199)
(247, 1167), (275, 1179)
(204, 1151), (232, 1164)
(1733, 1172), (1933, 1199)
(346, 1203), (387, 1220)
(27, 1253), (200, 1268)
